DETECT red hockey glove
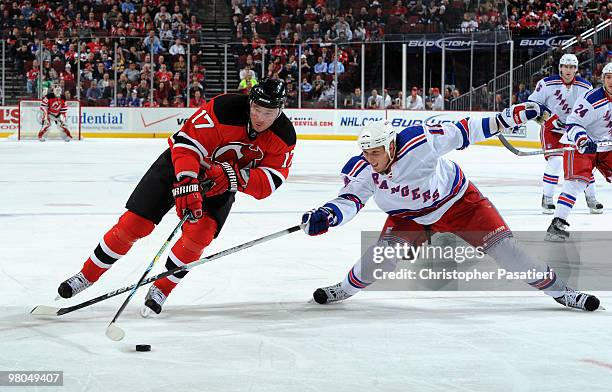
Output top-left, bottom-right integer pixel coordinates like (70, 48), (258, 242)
(203, 161), (249, 197)
(172, 175), (203, 221)
(543, 113), (565, 133)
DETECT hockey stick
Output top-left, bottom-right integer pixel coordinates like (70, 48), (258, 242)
(498, 133), (612, 156)
(104, 213), (191, 341)
(31, 224), (303, 317)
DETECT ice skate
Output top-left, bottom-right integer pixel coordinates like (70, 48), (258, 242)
(542, 195), (555, 215)
(312, 283), (353, 304)
(545, 217), (570, 242)
(57, 272), (92, 299)
(141, 285), (167, 318)
(586, 195), (603, 214)
(554, 287), (600, 311)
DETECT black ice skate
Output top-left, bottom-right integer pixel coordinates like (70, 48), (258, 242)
(57, 272), (92, 299)
(141, 285), (167, 317)
(554, 288), (600, 311)
(541, 195), (555, 215)
(585, 195), (604, 214)
(545, 217), (570, 242)
(313, 283), (353, 304)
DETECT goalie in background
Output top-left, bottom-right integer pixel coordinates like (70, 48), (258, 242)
(38, 85), (73, 142)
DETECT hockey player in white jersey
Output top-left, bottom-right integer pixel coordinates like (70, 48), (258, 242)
(546, 62), (612, 241)
(528, 54), (602, 214)
(301, 103), (600, 311)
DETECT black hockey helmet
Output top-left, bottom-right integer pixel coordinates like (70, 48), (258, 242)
(249, 78), (286, 109)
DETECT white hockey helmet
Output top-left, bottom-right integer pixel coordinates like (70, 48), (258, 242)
(357, 120), (396, 156)
(559, 54), (579, 69)
(603, 62), (612, 76)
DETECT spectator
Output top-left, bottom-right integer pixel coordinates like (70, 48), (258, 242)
(123, 61), (141, 83)
(301, 77), (313, 98)
(86, 80), (102, 103)
(102, 80), (115, 100)
(189, 74), (205, 97)
(111, 91), (127, 107)
(190, 89), (205, 108)
(327, 55), (345, 75)
(238, 72), (258, 94)
(312, 74), (325, 99)
(143, 30), (165, 54)
(343, 87), (362, 108)
(406, 87), (424, 110)
(493, 94), (507, 111)
(367, 89), (383, 109)
(136, 80), (150, 100)
(515, 82), (531, 103)
(314, 56), (328, 74)
(383, 88), (392, 108)
(60, 64), (75, 82)
(431, 88), (444, 110)
(127, 90), (142, 107)
(169, 39), (185, 56)
(392, 91), (404, 109)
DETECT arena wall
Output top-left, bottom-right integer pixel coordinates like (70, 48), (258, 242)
(0, 106), (542, 147)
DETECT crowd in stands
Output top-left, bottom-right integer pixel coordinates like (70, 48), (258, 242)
(507, 0), (611, 36)
(3, 0), (206, 107)
(0, 0), (610, 109)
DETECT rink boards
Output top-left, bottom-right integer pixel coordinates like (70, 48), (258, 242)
(0, 106), (542, 148)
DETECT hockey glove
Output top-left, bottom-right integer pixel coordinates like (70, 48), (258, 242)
(301, 207), (337, 236)
(575, 132), (597, 154)
(172, 175), (203, 222)
(496, 102), (550, 130)
(203, 161), (248, 197)
(543, 113), (565, 133)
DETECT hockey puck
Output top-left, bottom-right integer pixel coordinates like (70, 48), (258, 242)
(135, 344), (151, 352)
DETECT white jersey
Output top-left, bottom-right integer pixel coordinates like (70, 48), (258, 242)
(528, 75), (592, 131)
(566, 86), (612, 152)
(324, 117), (497, 226)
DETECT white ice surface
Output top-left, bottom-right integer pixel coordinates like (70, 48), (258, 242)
(1, 139), (612, 392)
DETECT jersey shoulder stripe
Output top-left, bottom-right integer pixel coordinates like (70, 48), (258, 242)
(341, 155), (370, 177)
(396, 126), (427, 159)
(543, 75), (562, 84)
(584, 87), (605, 105)
(574, 76), (592, 89)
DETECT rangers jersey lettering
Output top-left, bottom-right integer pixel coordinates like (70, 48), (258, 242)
(324, 117), (498, 225)
(566, 87), (612, 152)
(168, 93), (296, 200)
(528, 75), (591, 129)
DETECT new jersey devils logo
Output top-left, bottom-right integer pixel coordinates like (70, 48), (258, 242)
(213, 142), (264, 169)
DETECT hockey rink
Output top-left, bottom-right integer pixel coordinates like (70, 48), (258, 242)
(1, 138), (612, 391)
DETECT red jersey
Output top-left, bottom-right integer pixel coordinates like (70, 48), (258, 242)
(41, 94), (67, 117)
(168, 94), (296, 200)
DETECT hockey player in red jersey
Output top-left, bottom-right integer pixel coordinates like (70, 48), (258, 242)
(57, 78), (296, 316)
(38, 86), (73, 142)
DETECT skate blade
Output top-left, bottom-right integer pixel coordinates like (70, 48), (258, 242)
(140, 306), (157, 318)
(542, 208), (555, 215)
(545, 233), (568, 242)
(589, 208), (604, 214)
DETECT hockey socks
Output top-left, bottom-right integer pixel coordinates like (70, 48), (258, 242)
(554, 180), (586, 221)
(542, 156), (562, 198)
(80, 211), (155, 282)
(154, 217), (217, 297)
